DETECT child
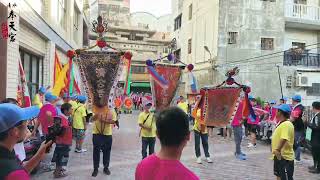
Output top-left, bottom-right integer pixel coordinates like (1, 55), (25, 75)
(135, 107), (199, 180)
(53, 103), (73, 178)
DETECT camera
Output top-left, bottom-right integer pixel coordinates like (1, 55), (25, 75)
(46, 117), (63, 143)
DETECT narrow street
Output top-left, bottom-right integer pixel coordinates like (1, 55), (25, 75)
(32, 111), (319, 180)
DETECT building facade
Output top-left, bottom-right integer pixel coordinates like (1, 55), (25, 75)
(90, 0), (172, 94)
(172, 0), (320, 105)
(0, 0), (90, 101)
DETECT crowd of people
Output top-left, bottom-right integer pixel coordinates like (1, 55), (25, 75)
(1, 86), (320, 180)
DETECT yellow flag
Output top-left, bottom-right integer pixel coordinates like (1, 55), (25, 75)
(52, 63), (69, 96)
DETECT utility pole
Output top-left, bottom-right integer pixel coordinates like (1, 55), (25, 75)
(277, 65), (284, 99)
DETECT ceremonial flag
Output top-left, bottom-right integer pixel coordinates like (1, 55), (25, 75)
(52, 63), (70, 96)
(17, 57), (31, 107)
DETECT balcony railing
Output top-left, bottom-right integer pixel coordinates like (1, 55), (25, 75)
(285, 3), (320, 22)
(284, 51), (320, 67)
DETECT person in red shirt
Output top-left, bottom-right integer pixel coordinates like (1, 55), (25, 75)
(53, 103), (73, 178)
(135, 107), (199, 180)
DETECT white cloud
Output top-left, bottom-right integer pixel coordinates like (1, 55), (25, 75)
(130, 0), (172, 17)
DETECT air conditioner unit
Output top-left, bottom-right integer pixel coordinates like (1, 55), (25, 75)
(296, 74), (311, 87)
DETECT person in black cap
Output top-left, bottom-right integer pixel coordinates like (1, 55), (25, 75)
(308, 101), (320, 174)
(0, 104), (53, 180)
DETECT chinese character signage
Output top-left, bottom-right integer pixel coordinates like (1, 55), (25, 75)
(1, 2), (17, 42)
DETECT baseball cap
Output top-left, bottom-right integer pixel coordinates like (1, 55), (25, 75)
(292, 95), (302, 102)
(77, 95), (87, 102)
(273, 104), (292, 113)
(270, 100), (277, 104)
(248, 95), (255, 100)
(70, 94), (78, 100)
(45, 93), (58, 102)
(39, 87), (46, 94)
(0, 104), (40, 133)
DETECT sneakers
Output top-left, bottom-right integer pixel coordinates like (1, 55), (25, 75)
(196, 157), (213, 164)
(309, 168), (320, 174)
(92, 169), (98, 177)
(53, 170), (68, 178)
(235, 154), (247, 160)
(196, 157), (202, 164)
(75, 148), (87, 153)
(206, 157), (213, 163)
(103, 167), (111, 175)
(247, 143), (256, 148)
(308, 165), (316, 171)
(42, 163), (55, 172)
(295, 159), (302, 165)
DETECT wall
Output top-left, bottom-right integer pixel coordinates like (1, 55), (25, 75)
(284, 28), (319, 53)
(216, 0), (286, 100)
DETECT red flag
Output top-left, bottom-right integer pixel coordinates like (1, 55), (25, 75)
(18, 57), (31, 107)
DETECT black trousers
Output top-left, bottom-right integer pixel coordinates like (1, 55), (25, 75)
(194, 131), (210, 158)
(141, 137), (156, 159)
(312, 145), (320, 170)
(92, 134), (112, 169)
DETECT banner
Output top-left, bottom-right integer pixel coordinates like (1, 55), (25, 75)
(76, 51), (123, 109)
(151, 64), (182, 111)
(199, 87), (242, 127)
(17, 56), (31, 107)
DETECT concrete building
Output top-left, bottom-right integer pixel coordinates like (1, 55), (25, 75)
(90, 0), (172, 93)
(172, 0), (320, 105)
(0, 0), (90, 101)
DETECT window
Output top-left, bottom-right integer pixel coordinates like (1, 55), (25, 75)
(188, 39), (192, 54)
(294, 0), (307, 4)
(292, 42), (305, 50)
(19, 50), (43, 101)
(174, 49), (181, 60)
(163, 47), (169, 53)
(74, 6), (80, 30)
(132, 66), (146, 74)
(307, 83), (320, 96)
(74, 6), (80, 43)
(228, 32), (238, 44)
(261, 38), (274, 50)
(189, 4), (192, 20)
(174, 14), (182, 31)
(58, 0), (66, 29)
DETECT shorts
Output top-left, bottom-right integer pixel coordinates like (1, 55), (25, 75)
(53, 145), (70, 167)
(73, 129), (86, 141)
(274, 157), (294, 180)
(248, 124), (257, 133)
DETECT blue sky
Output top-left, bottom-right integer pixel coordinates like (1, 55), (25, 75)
(130, 0), (172, 17)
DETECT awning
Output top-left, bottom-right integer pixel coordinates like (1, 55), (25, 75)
(130, 82), (150, 88)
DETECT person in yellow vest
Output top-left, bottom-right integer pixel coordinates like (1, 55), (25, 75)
(33, 87), (46, 108)
(271, 104), (294, 180)
(177, 96), (188, 114)
(69, 95), (79, 111)
(91, 108), (118, 177)
(72, 95), (87, 153)
(138, 102), (156, 159)
(193, 107), (212, 164)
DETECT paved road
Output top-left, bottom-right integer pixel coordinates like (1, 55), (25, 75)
(32, 111), (320, 180)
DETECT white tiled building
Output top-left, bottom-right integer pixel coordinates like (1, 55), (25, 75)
(0, 0), (90, 101)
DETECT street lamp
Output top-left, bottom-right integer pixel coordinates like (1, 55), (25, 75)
(204, 46), (216, 84)
(204, 46), (212, 60)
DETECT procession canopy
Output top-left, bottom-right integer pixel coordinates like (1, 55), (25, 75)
(76, 51), (122, 113)
(151, 63), (184, 111)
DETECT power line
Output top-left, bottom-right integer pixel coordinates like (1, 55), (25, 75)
(219, 42), (320, 66)
(218, 46), (319, 67)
